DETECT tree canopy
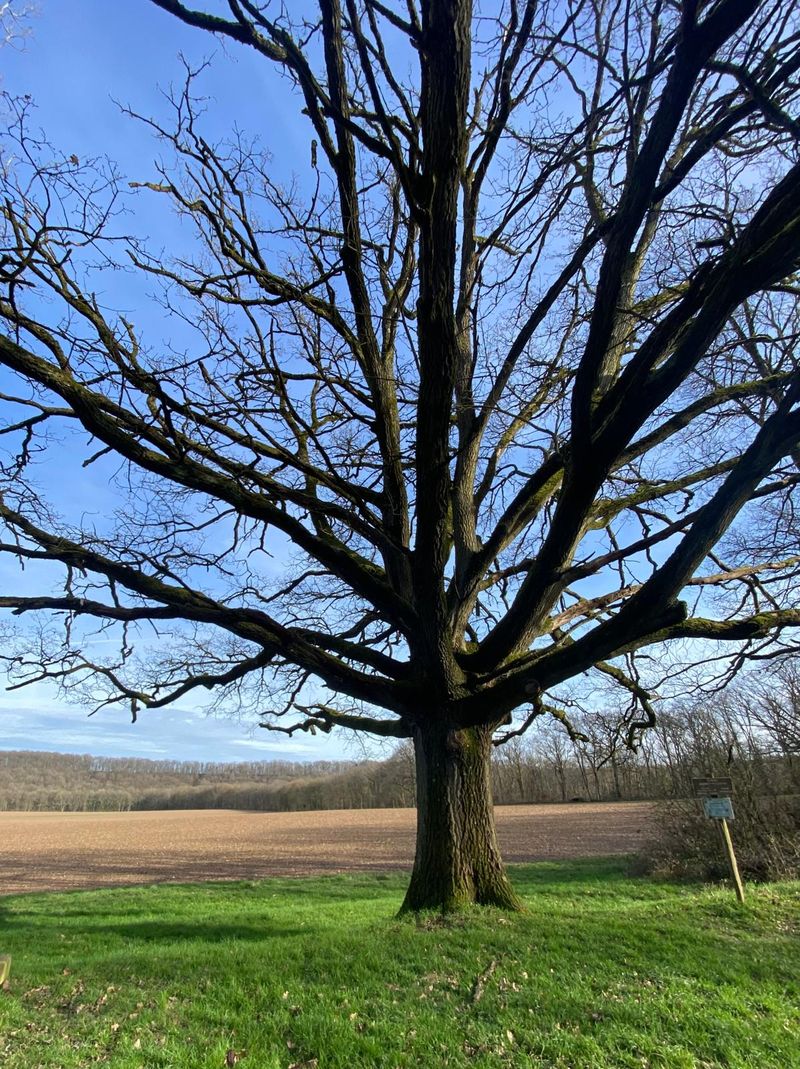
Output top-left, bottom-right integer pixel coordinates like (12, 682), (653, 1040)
(1, 0), (799, 908)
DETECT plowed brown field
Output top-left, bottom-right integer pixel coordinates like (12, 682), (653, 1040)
(0, 802), (655, 895)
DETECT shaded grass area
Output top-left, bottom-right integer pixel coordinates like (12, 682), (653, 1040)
(1, 858), (798, 1068)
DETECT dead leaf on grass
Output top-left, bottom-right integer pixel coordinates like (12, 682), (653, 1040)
(23, 984), (51, 1005)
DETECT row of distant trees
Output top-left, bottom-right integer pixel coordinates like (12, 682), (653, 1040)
(0, 752), (372, 812)
(2, 665), (797, 814)
(493, 671), (800, 805)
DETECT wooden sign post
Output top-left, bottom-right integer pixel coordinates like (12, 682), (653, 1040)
(692, 777), (745, 903)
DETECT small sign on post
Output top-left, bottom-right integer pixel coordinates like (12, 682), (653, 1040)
(703, 797), (734, 821)
(692, 777), (745, 903)
(692, 777), (733, 798)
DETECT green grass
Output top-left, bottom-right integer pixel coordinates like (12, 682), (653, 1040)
(1, 858), (798, 1068)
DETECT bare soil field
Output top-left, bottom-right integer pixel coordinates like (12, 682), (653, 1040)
(0, 802), (655, 895)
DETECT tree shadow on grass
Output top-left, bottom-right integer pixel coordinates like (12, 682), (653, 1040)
(101, 918), (313, 943)
(0, 907), (312, 943)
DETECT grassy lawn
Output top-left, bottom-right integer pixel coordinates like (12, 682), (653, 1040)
(0, 858), (798, 1068)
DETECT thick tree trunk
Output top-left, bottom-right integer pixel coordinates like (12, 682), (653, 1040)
(400, 722), (524, 912)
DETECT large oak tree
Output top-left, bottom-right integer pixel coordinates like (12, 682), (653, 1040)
(1, 0), (799, 910)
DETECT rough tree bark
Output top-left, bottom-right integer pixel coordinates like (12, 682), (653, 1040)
(402, 722), (523, 912)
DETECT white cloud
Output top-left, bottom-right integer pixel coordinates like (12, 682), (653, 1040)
(230, 737), (314, 754)
(0, 680), (349, 763)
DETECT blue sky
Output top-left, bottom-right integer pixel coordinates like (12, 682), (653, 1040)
(0, 1), (356, 763)
(0, 688), (325, 761)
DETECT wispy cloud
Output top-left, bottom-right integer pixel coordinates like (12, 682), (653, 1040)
(230, 738), (314, 754)
(0, 682), (345, 763)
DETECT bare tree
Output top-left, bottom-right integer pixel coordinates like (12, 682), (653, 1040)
(1, 0), (800, 910)
(0, 2), (33, 48)
(742, 662), (800, 764)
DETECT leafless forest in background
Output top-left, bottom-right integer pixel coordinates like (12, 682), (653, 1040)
(3, 663), (797, 815)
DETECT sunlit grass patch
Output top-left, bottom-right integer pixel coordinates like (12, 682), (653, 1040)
(1, 859), (797, 1068)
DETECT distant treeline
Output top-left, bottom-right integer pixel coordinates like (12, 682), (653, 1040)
(2, 664), (798, 813)
(0, 750), (415, 813)
(493, 663), (799, 807)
